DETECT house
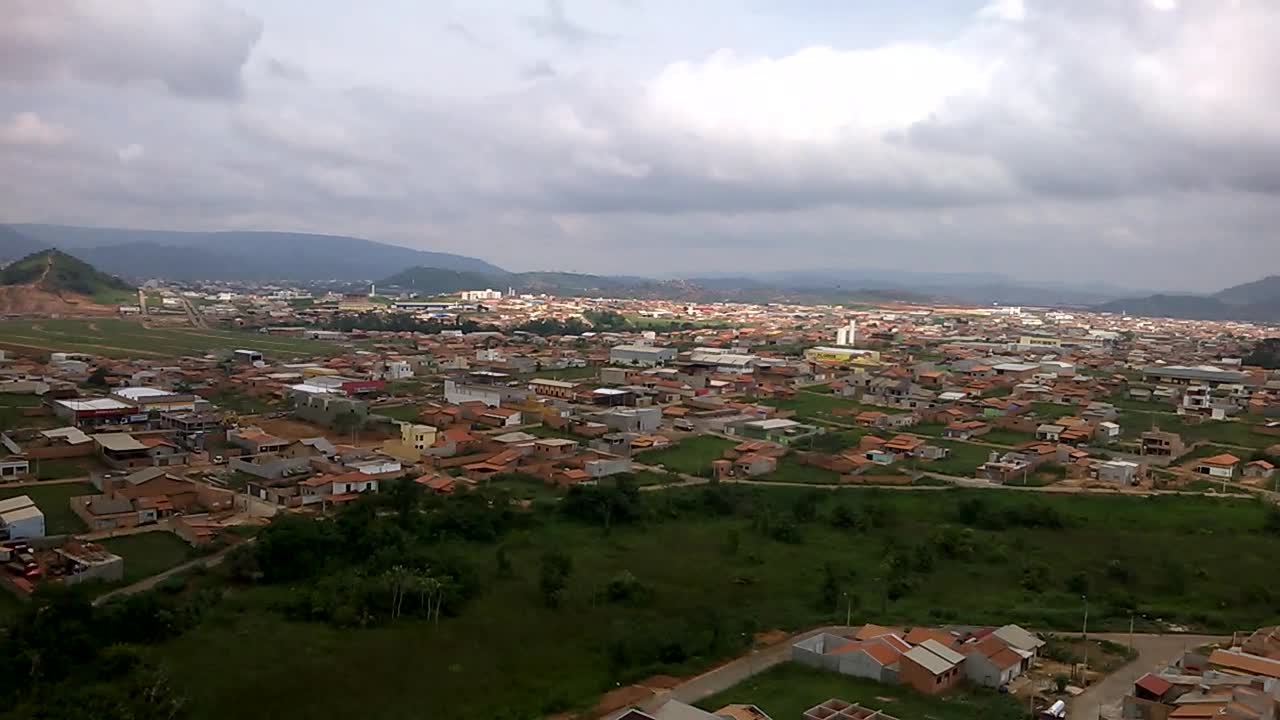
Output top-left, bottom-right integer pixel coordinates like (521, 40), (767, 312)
(1097, 460), (1141, 485)
(1036, 424), (1065, 442)
(227, 428), (290, 455)
(899, 640), (965, 694)
(792, 631), (906, 683)
(299, 471), (381, 504)
(944, 420), (989, 440)
(904, 627), (959, 648)
(1140, 429), (1185, 458)
(398, 423), (438, 451)
(961, 635), (1025, 688)
(92, 432), (188, 470)
(476, 406), (522, 428)
(0, 455), (31, 480)
(1094, 421), (1122, 444)
(991, 624), (1045, 659)
(1243, 460), (1275, 480)
(1194, 453), (1240, 479)
(0, 495), (45, 539)
(1207, 649), (1280, 680)
(76, 468), (234, 530)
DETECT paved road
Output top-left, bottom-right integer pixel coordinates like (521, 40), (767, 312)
(1071, 633), (1225, 720)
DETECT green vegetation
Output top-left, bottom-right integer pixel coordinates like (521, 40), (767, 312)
(1244, 337), (1280, 369)
(1030, 403), (1079, 420)
(764, 457), (842, 484)
(0, 482), (94, 534)
(0, 589), (22, 626)
(981, 429), (1036, 446)
(0, 393), (47, 428)
(763, 392), (872, 422)
(529, 365), (599, 381)
(1179, 419), (1275, 449)
(921, 441), (995, 477)
(100, 533), (197, 583)
(32, 458), (92, 480)
(1177, 444), (1240, 463)
(640, 435), (736, 475)
(0, 249), (133, 297)
(698, 663), (1021, 720)
(0, 484), (1259, 720)
(0, 319), (339, 359)
(209, 389), (275, 415)
(375, 404), (422, 422)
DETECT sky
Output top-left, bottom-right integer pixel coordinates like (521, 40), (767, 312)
(3, 0), (1280, 290)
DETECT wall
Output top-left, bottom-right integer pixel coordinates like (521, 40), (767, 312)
(228, 454), (311, 480)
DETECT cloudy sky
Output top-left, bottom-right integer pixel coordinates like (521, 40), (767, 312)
(3, 0), (1279, 289)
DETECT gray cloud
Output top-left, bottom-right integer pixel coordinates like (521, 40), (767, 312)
(0, 1), (261, 99)
(525, 0), (609, 48)
(5, 0), (1280, 289)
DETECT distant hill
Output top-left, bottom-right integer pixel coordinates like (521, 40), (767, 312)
(0, 249), (134, 315)
(0, 249), (133, 295)
(381, 266), (686, 297)
(0, 225), (49, 263)
(1096, 277), (1280, 322)
(6, 224), (506, 281)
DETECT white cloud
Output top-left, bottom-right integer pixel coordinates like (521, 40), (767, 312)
(0, 112), (70, 146)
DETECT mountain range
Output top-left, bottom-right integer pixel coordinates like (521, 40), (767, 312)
(1096, 276), (1280, 322)
(3, 223), (1275, 316)
(1, 224), (503, 281)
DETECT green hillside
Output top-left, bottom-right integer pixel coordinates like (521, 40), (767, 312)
(0, 249), (135, 301)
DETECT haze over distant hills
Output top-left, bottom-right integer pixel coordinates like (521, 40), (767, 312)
(1, 224), (505, 281)
(1096, 277), (1280, 322)
(4, 223), (1272, 314)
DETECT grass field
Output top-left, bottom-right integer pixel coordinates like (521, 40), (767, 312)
(0, 393), (55, 430)
(375, 404), (422, 422)
(529, 366), (599, 381)
(1030, 403), (1080, 420)
(147, 488), (1280, 720)
(639, 435), (736, 475)
(764, 457), (842, 484)
(31, 458), (94, 480)
(763, 393), (873, 421)
(0, 319), (339, 359)
(980, 429), (1037, 446)
(697, 663), (1022, 720)
(0, 482), (94, 534)
(920, 440), (995, 477)
(100, 532), (196, 583)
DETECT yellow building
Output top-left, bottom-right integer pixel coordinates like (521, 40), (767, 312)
(803, 346), (882, 365)
(400, 423), (438, 451)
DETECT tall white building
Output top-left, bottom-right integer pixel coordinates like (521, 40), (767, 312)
(835, 320), (857, 347)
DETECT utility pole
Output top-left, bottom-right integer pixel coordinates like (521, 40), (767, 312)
(1129, 612), (1135, 651)
(1081, 595), (1089, 685)
(844, 592), (852, 628)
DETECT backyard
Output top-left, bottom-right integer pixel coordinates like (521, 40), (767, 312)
(762, 392), (873, 422)
(0, 481), (94, 534)
(146, 488), (1280, 720)
(698, 663), (1023, 720)
(100, 532), (198, 584)
(638, 435), (736, 476)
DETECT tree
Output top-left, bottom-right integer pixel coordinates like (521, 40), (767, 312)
(1055, 674), (1070, 693)
(816, 562), (841, 612)
(539, 549), (573, 609)
(86, 367), (109, 388)
(495, 545), (513, 578)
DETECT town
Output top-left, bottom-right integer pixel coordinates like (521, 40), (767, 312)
(2, 259), (1280, 720)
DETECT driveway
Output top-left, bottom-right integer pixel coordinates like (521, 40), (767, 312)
(1069, 633), (1225, 720)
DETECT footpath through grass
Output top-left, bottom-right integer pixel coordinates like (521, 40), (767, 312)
(149, 488), (1280, 720)
(100, 532), (197, 583)
(0, 319), (339, 359)
(698, 663), (1022, 720)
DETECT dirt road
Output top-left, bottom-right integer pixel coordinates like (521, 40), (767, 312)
(1070, 633), (1225, 720)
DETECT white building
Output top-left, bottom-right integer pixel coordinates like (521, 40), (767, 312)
(460, 289), (503, 301)
(0, 495), (45, 540)
(835, 319), (857, 347)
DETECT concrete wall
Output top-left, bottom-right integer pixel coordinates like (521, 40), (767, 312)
(228, 455), (312, 480)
